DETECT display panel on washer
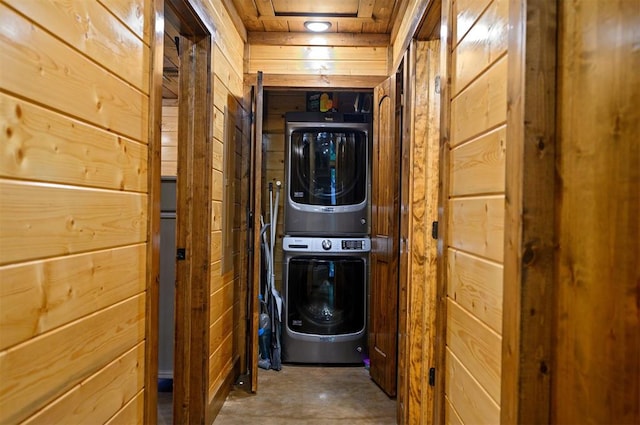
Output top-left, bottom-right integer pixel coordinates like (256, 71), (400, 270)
(285, 112), (371, 236)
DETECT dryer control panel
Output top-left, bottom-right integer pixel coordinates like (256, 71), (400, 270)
(283, 236), (371, 253)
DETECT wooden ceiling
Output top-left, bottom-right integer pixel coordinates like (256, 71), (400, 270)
(229, 0), (404, 34)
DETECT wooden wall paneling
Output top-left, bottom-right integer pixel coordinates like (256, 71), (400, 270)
(104, 391), (145, 425)
(447, 196), (505, 263)
(245, 73), (387, 89)
(437, 0), (509, 422)
(553, 0), (639, 423)
(4, 0), (150, 93)
(451, 0), (507, 96)
(22, 342), (145, 424)
(248, 32), (390, 47)
(0, 93), (148, 192)
(449, 126), (506, 197)
(0, 5), (148, 142)
(452, 0), (492, 45)
(246, 38), (389, 79)
(0, 244), (146, 350)
(449, 55), (507, 146)
(500, 0), (557, 423)
(447, 249), (503, 333)
(199, 0), (245, 72)
(0, 294), (145, 424)
(161, 105), (179, 176)
(445, 348), (500, 424)
(100, 0), (152, 43)
(214, 45), (244, 98)
(446, 299), (501, 403)
(0, 181), (146, 265)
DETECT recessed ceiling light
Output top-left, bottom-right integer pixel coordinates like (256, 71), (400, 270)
(304, 21), (331, 32)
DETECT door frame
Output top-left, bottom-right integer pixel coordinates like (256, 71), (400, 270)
(147, 0), (216, 423)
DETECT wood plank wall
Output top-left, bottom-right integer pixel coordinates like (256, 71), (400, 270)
(246, 32), (389, 88)
(161, 103), (178, 176)
(553, 0), (639, 423)
(442, 0), (508, 422)
(0, 0), (151, 423)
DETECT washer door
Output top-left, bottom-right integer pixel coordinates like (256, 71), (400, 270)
(287, 255), (366, 336)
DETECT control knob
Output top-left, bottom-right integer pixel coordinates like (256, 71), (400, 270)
(321, 239), (332, 250)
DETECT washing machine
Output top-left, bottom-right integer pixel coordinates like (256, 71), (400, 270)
(284, 112), (372, 236)
(282, 236), (369, 364)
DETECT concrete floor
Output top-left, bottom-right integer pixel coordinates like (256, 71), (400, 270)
(159, 366), (396, 424)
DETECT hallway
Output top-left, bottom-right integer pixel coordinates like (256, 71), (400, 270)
(213, 366), (396, 424)
(159, 366), (396, 424)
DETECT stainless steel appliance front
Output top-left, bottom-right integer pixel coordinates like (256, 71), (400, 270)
(282, 236), (369, 364)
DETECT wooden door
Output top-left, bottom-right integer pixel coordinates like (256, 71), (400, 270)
(370, 73), (401, 397)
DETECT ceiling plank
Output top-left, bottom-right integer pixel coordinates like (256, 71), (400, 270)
(358, 0), (376, 18)
(248, 31), (390, 46)
(255, 0), (275, 16)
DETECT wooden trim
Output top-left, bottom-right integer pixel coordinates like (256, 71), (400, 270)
(172, 3), (214, 421)
(249, 71), (264, 393)
(390, 0), (432, 73)
(501, 0), (557, 423)
(220, 0), (248, 42)
(244, 73), (386, 89)
(433, 0), (452, 422)
(397, 44), (413, 425)
(247, 32), (389, 46)
(144, 1), (164, 423)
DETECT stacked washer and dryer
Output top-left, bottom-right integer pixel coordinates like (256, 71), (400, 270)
(281, 111), (372, 364)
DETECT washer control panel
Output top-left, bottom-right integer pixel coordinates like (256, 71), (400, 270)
(283, 236), (371, 253)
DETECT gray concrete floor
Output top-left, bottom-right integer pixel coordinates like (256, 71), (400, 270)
(159, 366), (396, 424)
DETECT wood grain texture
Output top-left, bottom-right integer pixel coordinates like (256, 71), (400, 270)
(445, 348), (500, 424)
(22, 342), (145, 424)
(452, 0), (507, 95)
(1, 94), (148, 191)
(0, 294), (145, 424)
(447, 299), (501, 404)
(450, 55), (507, 147)
(501, 0), (557, 423)
(248, 32), (389, 46)
(4, 0), (150, 93)
(0, 5), (149, 143)
(245, 73), (387, 89)
(447, 248), (503, 334)
(104, 390), (145, 425)
(450, 126), (506, 196)
(100, 0), (151, 43)
(553, 0), (639, 423)
(447, 196), (505, 262)
(0, 180), (147, 265)
(0, 244), (146, 350)
(453, 0), (492, 44)
(404, 39), (440, 425)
